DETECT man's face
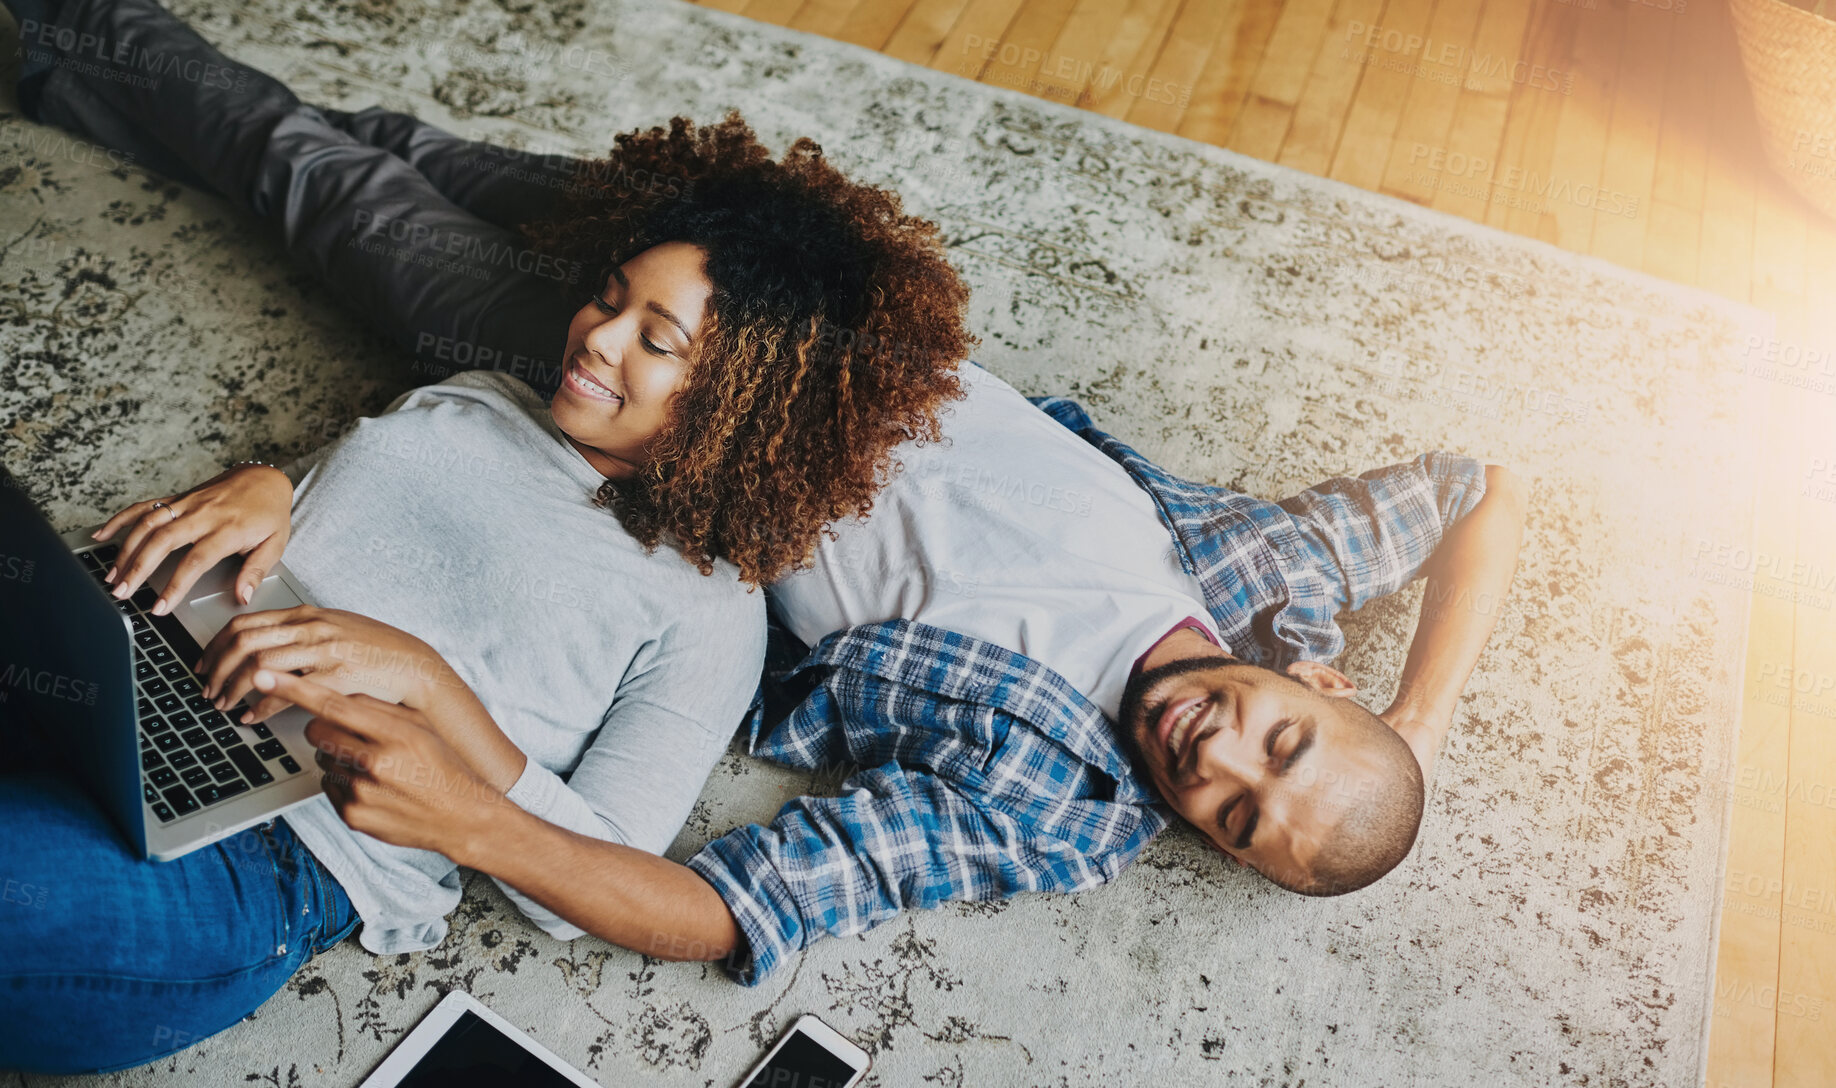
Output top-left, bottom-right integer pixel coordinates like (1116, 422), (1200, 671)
(1120, 652), (1397, 890)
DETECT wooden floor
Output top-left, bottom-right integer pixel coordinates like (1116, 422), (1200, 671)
(687, 0), (1836, 1083)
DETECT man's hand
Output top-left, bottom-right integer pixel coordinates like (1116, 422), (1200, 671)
(92, 464), (293, 613)
(1377, 704), (1449, 784)
(254, 669), (503, 861)
(200, 606), (462, 722)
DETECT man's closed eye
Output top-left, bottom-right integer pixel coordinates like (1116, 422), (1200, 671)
(1217, 792), (1258, 850)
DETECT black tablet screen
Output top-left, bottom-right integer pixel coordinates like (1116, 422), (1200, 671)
(396, 1010), (583, 1087)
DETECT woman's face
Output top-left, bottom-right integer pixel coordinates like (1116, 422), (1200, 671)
(550, 241), (713, 479)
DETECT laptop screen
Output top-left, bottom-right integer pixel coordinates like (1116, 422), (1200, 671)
(0, 479), (142, 848)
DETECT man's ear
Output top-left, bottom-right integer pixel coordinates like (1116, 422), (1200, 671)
(1285, 659), (1358, 699)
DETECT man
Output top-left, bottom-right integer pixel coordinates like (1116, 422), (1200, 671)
(266, 360), (1526, 984)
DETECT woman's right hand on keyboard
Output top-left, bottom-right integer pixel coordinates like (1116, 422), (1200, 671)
(91, 464), (294, 616)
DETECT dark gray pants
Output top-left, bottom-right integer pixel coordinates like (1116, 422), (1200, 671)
(24, 0), (589, 395)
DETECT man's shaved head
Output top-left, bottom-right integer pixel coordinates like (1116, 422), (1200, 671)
(1263, 696), (1423, 895)
(1118, 652), (1425, 895)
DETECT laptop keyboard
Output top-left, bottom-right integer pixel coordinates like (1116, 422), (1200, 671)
(80, 544), (305, 824)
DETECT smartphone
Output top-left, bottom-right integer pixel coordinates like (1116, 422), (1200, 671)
(735, 1013), (871, 1088)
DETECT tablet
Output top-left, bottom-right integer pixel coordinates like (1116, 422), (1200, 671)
(357, 991), (602, 1088)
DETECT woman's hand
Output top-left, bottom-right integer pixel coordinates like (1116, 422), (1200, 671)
(199, 605), (461, 723)
(207, 609), (531, 792)
(92, 464), (293, 614)
(253, 669), (505, 862)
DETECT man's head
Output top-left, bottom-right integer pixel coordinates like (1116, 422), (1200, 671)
(1118, 641), (1425, 896)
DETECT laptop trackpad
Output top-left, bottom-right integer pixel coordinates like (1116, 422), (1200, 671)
(184, 576), (307, 636)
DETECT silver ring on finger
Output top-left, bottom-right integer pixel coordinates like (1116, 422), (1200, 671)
(149, 500), (179, 523)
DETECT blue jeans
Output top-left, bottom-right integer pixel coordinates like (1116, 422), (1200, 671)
(0, 767), (359, 1074)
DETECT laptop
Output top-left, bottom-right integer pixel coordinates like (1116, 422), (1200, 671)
(0, 477), (326, 861)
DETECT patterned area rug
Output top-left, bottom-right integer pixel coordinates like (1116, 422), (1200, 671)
(1, 0), (1767, 1085)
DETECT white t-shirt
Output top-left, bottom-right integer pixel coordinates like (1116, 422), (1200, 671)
(770, 363), (1218, 720)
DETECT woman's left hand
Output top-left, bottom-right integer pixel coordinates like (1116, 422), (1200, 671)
(198, 605), (460, 724)
(252, 669), (503, 860)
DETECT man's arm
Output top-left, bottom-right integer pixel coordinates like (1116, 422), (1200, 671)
(1379, 464), (1528, 779)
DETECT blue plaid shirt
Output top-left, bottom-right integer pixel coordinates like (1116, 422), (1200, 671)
(685, 394), (1488, 984)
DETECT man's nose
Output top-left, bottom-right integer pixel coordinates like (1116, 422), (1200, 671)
(1194, 725), (1264, 786)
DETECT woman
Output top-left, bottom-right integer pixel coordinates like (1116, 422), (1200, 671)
(0, 0), (973, 1073)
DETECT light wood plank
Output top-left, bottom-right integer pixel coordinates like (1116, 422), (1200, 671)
(1751, 179), (1809, 311)
(1641, 197), (1699, 284)
(835, 0), (923, 50)
(1328, 0), (1439, 191)
(1276, 0), (1388, 176)
(882, 0), (979, 66)
(1486, 3), (1579, 237)
(1034, 0), (1138, 105)
(786, 0), (866, 36)
(1460, 0), (1538, 101)
(926, 0), (1029, 75)
(1647, 0), (1713, 219)
(1121, 0), (1236, 133)
(1699, 8), (1770, 1078)
(1175, 0), (1283, 145)
(1225, 92), (1294, 163)
(742, 0), (807, 26)
(1588, 3), (1672, 270)
(1635, 1), (1719, 287)
(1078, 0), (1184, 118)
(1376, 0), (1486, 204)
(1693, 0), (1757, 303)
(975, 0), (1080, 100)
(1425, 0), (1536, 221)
(1703, 366), (1791, 1088)
(1220, 0), (1335, 160)
(1247, 0), (1336, 105)
(1706, 368), (1800, 1088)
(1770, 241), (1836, 1088)
(1531, 1), (1623, 251)
(1707, 16), (1814, 1084)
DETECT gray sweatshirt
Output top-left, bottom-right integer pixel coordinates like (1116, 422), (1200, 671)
(277, 370), (765, 954)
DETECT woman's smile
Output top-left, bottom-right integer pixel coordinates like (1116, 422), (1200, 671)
(561, 355), (625, 406)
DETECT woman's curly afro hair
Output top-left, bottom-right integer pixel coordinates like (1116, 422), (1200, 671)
(517, 110), (975, 586)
